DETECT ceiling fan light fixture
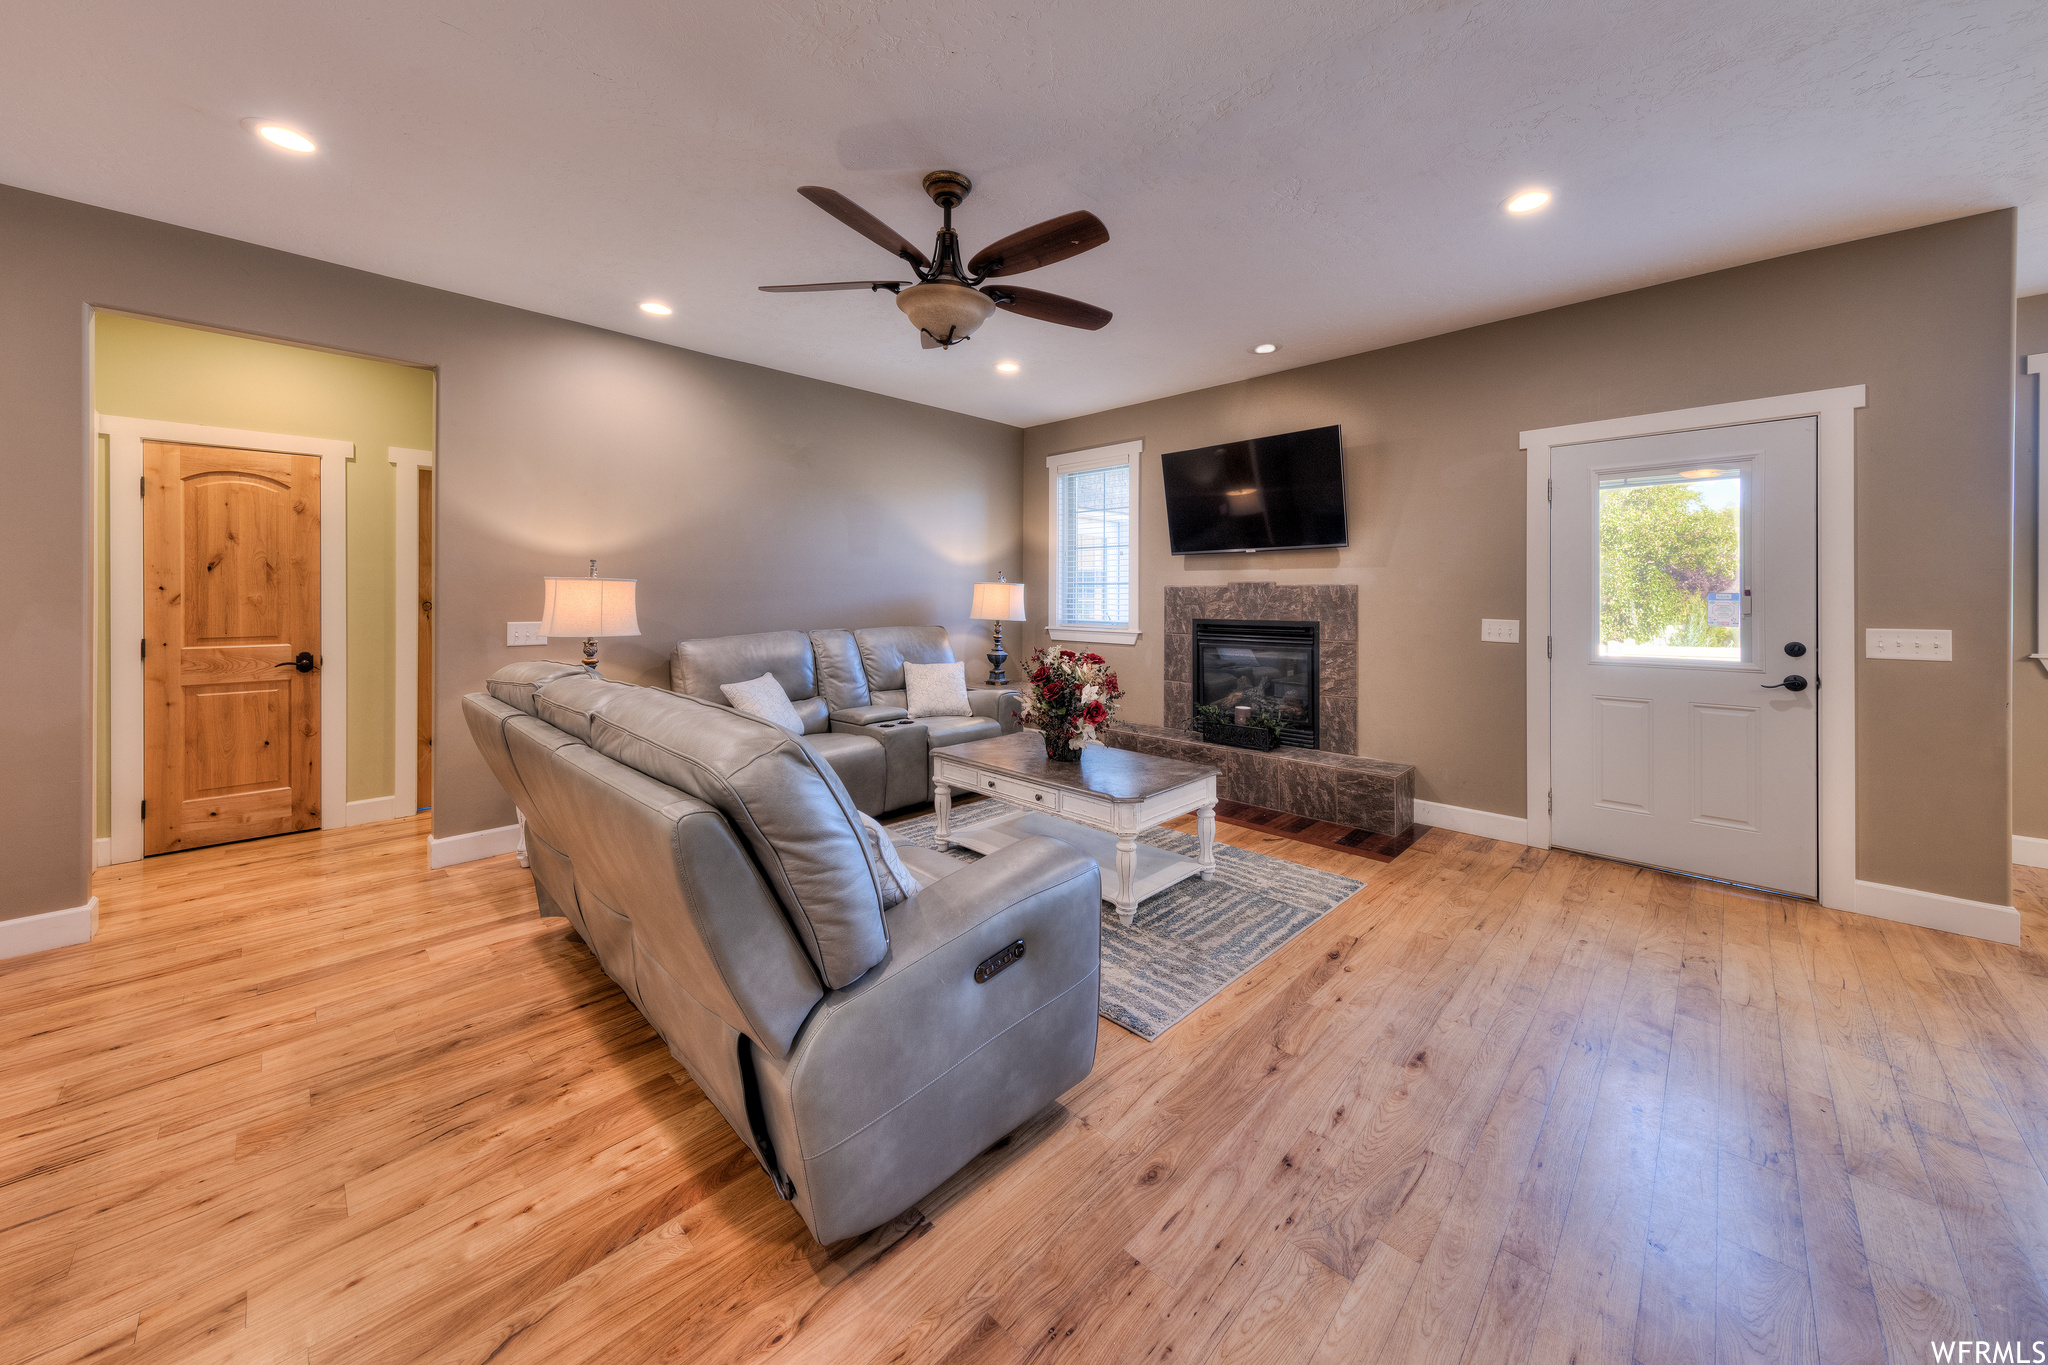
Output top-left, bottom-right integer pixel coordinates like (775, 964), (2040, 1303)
(1505, 189), (1552, 214)
(896, 281), (994, 347)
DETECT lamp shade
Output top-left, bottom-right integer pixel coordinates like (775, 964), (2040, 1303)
(896, 282), (995, 344)
(971, 580), (1027, 621)
(540, 576), (639, 638)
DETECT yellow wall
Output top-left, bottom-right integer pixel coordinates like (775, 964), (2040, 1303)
(93, 314), (436, 819)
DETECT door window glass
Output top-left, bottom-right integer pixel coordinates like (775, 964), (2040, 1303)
(1596, 465), (1744, 662)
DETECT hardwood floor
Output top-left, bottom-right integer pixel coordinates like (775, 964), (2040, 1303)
(8, 816), (2048, 1363)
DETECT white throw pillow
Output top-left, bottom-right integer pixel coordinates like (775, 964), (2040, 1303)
(903, 660), (971, 718)
(719, 672), (805, 734)
(858, 812), (923, 908)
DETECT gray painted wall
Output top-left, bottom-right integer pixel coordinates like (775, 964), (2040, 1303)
(1021, 212), (2017, 908)
(1, 181), (2019, 922)
(0, 183), (1022, 924)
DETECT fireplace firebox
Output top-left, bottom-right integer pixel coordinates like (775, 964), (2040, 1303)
(1192, 619), (1320, 749)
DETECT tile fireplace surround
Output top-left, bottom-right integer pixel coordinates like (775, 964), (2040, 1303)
(1100, 583), (1416, 837)
(1163, 583), (1358, 756)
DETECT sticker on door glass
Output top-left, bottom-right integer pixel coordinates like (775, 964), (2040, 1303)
(1597, 466), (1745, 663)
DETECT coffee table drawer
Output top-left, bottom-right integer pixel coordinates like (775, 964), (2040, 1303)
(958, 770), (1057, 811)
(1060, 792), (1113, 825)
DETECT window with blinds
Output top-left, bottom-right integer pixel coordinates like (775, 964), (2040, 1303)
(1055, 461), (1132, 627)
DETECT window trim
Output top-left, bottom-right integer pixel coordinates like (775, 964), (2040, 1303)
(1046, 440), (1142, 646)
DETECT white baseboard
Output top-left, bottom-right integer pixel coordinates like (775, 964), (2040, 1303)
(0, 897), (99, 960)
(428, 822), (522, 869)
(1852, 879), (2020, 946)
(345, 796), (402, 827)
(1414, 800), (1529, 845)
(2015, 834), (2048, 870)
(93, 837), (112, 868)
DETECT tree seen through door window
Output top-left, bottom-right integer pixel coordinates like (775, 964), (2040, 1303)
(1597, 472), (1742, 661)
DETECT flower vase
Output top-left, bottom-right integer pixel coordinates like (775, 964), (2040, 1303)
(1043, 732), (1082, 762)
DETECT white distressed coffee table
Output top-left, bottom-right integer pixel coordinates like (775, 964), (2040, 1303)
(931, 731), (1221, 925)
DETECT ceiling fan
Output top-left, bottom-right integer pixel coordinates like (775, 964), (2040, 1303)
(760, 171), (1112, 349)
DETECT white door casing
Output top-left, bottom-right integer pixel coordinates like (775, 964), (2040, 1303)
(1549, 418), (1818, 896)
(1523, 386), (1861, 915)
(103, 414), (352, 865)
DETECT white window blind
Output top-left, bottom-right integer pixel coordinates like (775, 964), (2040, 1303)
(1055, 462), (1131, 627)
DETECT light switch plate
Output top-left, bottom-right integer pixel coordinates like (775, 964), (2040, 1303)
(1481, 619), (1521, 644)
(507, 621), (547, 647)
(1865, 628), (1952, 661)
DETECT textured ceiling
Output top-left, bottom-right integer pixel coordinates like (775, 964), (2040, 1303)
(4, 0), (2045, 426)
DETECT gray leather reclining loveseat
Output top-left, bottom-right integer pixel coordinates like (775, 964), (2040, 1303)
(464, 661), (1101, 1245)
(670, 626), (1019, 815)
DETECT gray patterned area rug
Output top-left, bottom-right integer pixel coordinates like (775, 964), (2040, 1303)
(886, 800), (1365, 1040)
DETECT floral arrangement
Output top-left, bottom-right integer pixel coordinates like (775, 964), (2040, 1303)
(1017, 647), (1124, 761)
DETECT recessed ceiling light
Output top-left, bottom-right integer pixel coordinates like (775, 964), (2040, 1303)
(639, 301), (673, 316)
(1505, 190), (1551, 214)
(995, 361), (1020, 373)
(1252, 343), (1278, 355)
(241, 119), (316, 153)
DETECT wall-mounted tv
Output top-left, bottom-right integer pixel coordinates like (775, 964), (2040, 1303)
(1160, 424), (1348, 555)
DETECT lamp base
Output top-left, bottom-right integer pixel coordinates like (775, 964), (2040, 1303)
(984, 621), (1010, 687)
(581, 637), (600, 677)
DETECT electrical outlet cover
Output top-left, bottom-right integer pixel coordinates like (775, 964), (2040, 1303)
(1865, 628), (1952, 661)
(1481, 619), (1521, 644)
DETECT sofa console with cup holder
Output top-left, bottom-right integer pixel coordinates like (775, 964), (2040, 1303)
(671, 625), (1022, 814)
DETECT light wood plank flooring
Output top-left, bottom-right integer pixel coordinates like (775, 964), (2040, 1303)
(8, 815), (2048, 1363)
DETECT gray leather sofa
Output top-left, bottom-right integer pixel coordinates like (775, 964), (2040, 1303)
(464, 661), (1101, 1245)
(671, 626), (1021, 814)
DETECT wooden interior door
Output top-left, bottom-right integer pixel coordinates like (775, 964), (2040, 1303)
(416, 466), (433, 810)
(143, 441), (322, 854)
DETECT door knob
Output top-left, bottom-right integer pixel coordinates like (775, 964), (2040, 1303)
(1762, 675), (1808, 692)
(1784, 642), (1807, 657)
(274, 651), (317, 673)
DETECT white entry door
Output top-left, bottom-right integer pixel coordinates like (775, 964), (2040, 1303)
(1550, 417), (1818, 896)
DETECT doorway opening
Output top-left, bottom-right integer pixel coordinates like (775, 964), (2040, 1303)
(419, 468), (433, 811)
(391, 447), (434, 817)
(93, 312), (437, 864)
(1548, 418), (1817, 897)
(1521, 386), (1864, 912)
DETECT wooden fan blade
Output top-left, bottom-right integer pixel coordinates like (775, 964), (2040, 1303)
(968, 211), (1108, 278)
(980, 285), (1112, 330)
(758, 281), (909, 293)
(797, 187), (932, 270)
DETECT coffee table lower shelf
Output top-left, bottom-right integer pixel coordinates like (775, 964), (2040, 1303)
(946, 810), (1209, 920)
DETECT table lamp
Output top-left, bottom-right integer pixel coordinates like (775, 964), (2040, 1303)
(970, 572), (1027, 686)
(540, 560), (639, 676)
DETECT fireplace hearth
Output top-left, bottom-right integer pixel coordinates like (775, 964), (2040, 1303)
(1193, 619), (1319, 748)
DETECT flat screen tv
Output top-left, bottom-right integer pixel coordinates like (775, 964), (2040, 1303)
(1160, 424), (1348, 555)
